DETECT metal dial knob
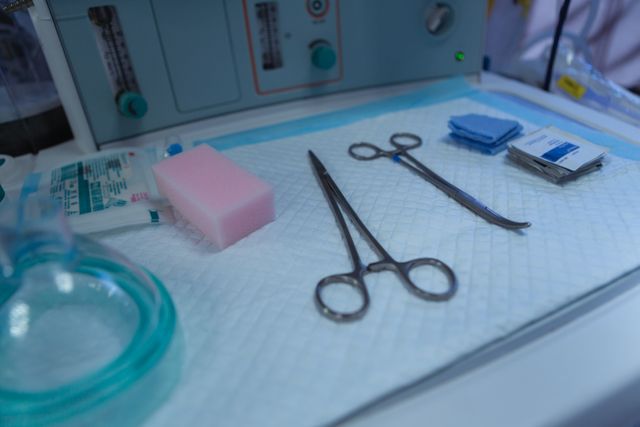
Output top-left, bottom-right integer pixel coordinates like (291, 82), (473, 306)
(310, 43), (337, 70)
(117, 91), (148, 119)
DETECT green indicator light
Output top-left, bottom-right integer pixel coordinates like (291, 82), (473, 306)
(455, 51), (465, 62)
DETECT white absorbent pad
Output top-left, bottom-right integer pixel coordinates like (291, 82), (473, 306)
(99, 96), (640, 426)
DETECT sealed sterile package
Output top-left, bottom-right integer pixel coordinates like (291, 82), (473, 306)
(507, 126), (608, 183)
(20, 148), (173, 234)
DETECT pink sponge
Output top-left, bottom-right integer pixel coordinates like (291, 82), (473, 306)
(152, 144), (275, 249)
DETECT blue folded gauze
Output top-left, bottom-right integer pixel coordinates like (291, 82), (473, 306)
(448, 114), (523, 154)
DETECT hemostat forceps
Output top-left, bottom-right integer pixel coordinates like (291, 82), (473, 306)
(309, 150), (457, 322)
(348, 132), (531, 230)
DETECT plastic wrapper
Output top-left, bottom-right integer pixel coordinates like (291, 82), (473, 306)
(20, 147), (173, 233)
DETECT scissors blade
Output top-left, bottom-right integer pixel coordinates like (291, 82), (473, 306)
(309, 150), (366, 270)
(309, 150), (391, 261)
(398, 152), (531, 230)
(309, 150), (329, 177)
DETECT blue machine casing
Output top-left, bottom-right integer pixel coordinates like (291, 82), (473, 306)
(46, 0), (486, 146)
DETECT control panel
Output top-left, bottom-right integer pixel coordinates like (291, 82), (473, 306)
(42, 0), (486, 147)
(244, 0), (342, 94)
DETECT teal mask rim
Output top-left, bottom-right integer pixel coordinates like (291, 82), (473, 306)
(0, 250), (176, 425)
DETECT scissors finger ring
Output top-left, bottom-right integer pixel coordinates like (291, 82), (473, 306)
(348, 142), (387, 161)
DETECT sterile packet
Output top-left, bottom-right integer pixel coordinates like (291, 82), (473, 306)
(20, 147), (173, 233)
(507, 126), (608, 183)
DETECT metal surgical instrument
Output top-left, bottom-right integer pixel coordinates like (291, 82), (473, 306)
(309, 150), (457, 322)
(348, 132), (531, 230)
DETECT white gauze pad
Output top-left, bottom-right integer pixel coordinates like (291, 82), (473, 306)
(152, 144), (275, 249)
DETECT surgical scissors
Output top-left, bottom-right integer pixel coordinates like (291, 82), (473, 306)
(309, 150), (457, 322)
(348, 133), (531, 230)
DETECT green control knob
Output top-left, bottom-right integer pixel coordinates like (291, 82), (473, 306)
(311, 43), (337, 70)
(117, 91), (148, 119)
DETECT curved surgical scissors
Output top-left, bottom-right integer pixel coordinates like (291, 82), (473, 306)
(348, 133), (531, 230)
(309, 150), (457, 322)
